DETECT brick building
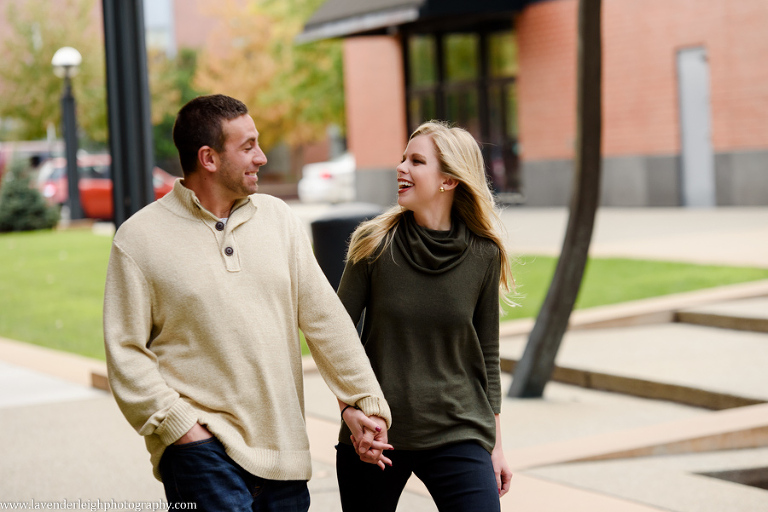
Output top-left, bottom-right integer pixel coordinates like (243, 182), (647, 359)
(301, 0), (768, 207)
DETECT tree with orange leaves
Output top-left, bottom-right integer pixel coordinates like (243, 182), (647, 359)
(193, 0), (345, 154)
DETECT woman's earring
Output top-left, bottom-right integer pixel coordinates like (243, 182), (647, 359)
(439, 186), (445, 193)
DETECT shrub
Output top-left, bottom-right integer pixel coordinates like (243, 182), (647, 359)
(0, 159), (59, 232)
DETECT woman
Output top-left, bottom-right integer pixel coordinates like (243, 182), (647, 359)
(336, 121), (514, 511)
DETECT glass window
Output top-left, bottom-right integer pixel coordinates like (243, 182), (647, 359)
(409, 94), (437, 128)
(489, 31), (518, 77)
(444, 33), (478, 83)
(445, 89), (480, 138)
(408, 35), (437, 87)
(489, 84), (504, 141)
(506, 82), (519, 136)
(404, 26), (520, 195)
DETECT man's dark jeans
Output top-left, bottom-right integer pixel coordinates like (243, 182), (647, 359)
(159, 437), (310, 512)
(336, 440), (500, 512)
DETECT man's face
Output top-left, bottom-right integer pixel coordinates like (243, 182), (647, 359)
(216, 114), (267, 199)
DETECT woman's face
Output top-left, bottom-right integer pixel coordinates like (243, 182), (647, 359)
(396, 134), (446, 211)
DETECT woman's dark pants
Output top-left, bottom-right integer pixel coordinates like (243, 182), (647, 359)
(336, 441), (500, 512)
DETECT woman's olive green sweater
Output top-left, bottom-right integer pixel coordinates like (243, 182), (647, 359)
(337, 212), (501, 453)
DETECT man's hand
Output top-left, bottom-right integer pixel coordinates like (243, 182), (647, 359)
(173, 423), (213, 445)
(342, 407), (393, 470)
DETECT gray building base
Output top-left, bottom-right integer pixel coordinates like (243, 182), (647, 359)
(521, 150), (768, 207)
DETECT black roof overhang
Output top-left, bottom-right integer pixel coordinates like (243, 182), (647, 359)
(298, 0), (537, 43)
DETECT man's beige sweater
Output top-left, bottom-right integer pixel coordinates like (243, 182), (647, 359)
(103, 180), (390, 481)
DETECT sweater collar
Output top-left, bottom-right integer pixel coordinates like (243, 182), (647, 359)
(394, 211), (471, 274)
(161, 179), (256, 224)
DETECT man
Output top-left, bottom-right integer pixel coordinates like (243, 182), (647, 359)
(103, 94), (391, 511)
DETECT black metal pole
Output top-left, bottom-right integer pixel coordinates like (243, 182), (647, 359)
(103, 0), (155, 228)
(61, 75), (83, 220)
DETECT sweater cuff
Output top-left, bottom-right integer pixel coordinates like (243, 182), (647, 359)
(155, 399), (198, 446)
(355, 396), (393, 429)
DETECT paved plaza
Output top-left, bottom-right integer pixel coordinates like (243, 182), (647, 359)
(1, 206), (767, 511)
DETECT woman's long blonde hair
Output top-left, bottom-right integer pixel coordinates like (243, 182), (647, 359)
(347, 120), (514, 296)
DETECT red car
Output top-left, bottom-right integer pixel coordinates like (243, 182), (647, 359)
(37, 154), (178, 220)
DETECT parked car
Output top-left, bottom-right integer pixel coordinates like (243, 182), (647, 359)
(297, 153), (356, 204)
(37, 154), (177, 220)
(0, 140), (63, 182)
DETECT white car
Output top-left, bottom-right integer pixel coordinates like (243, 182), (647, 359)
(297, 153), (355, 204)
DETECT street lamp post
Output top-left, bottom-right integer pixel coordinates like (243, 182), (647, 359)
(52, 46), (83, 220)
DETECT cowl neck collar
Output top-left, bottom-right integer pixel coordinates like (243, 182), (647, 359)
(394, 211), (471, 274)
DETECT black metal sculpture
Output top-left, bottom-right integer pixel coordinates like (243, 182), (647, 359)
(508, 0), (603, 398)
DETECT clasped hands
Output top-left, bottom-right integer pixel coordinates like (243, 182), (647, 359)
(341, 405), (393, 470)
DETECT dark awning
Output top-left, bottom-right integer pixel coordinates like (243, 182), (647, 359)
(298, 0), (530, 43)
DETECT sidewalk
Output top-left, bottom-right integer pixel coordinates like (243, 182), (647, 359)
(0, 337), (703, 511)
(291, 203), (768, 268)
(2, 206), (767, 510)
(5, 332), (767, 511)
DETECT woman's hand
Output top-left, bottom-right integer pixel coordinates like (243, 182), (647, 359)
(492, 414), (512, 496)
(349, 415), (393, 470)
(341, 404), (393, 470)
(491, 443), (512, 497)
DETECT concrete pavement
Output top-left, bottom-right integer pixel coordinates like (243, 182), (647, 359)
(0, 340), (699, 511)
(498, 206), (768, 268)
(2, 205), (768, 510)
(291, 204), (768, 268)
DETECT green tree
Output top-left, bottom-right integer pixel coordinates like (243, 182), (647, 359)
(0, 0), (107, 143)
(193, 0), (345, 153)
(150, 48), (201, 175)
(0, 160), (59, 232)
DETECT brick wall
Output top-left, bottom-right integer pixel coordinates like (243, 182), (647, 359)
(343, 36), (408, 169)
(517, 0), (768, 161)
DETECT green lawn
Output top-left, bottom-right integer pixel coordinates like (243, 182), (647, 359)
(2, 229), (767, 360)
(502, 256), (768, 320)
(0, 229), (112, 359)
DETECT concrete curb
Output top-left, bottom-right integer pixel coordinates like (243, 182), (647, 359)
(676, 297), (768, 333)
(0, 336), (107, 389)
(0, 334), (322, 394)
(500, 279), (768, 338)
(509, 403), (768, 470)
(498, 279), (768, 409)
(499, 358), (765, 410)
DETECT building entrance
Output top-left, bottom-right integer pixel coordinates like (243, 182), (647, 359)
(403, 23), (521, 202)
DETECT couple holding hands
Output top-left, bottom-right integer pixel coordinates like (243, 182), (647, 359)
(104, 94), (513, 511)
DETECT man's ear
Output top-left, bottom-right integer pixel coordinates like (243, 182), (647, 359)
(441, 177), (459, 191)
(198, 146), (218, 173)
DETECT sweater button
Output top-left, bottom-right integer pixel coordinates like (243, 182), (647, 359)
(224, 247), (234, 256)
(215, 221), (225, 231)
